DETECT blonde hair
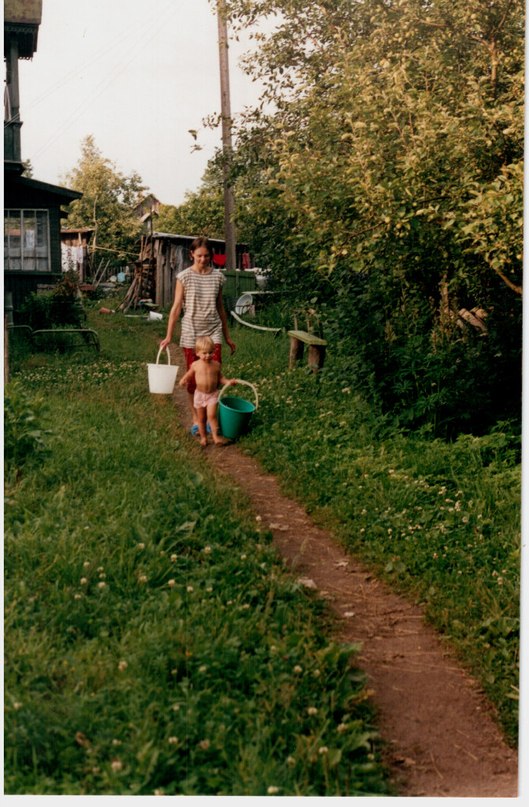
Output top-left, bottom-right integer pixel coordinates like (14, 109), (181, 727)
(196, 335), (215, 353)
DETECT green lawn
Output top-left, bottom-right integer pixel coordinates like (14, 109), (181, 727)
(4, 305), (390, 796)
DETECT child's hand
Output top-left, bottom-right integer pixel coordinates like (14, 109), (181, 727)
(229, 378), (237, 386)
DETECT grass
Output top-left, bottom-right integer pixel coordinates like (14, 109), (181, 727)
(226, 323), (521, 745)
(4, 303), (390, 796)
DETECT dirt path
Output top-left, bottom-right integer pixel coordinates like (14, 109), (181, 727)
(171, 372), (518, 797)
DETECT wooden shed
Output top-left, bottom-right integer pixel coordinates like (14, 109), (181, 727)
(119, 232), (255, 312)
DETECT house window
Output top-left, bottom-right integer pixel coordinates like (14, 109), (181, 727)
(4, 209), (50, 272)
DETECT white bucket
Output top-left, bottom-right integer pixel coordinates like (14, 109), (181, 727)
(148, 310), (163, 321)
(147, 346), (178, 394)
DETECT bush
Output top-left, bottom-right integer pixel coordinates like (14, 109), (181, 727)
(4, 380), (50, 476)
(18, 272), (85, 330)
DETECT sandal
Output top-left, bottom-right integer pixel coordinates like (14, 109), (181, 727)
(190, 424), (200, 437)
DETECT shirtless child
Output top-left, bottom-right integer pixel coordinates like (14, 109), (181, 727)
(179, 335), (236, 446)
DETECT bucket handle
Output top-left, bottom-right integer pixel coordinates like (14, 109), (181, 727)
(218, 379), (259, 411)
(155, 345), (173, 365)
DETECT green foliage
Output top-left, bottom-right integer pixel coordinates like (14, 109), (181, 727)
(215, 0), (523, 434)
(156, 160), (226, 239)
(4, 380), (50, 476)
(63, 135), (146, 269)
(18, 272), (86, 330)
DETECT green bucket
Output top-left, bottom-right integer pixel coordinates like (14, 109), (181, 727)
(218, 380), (259, 439)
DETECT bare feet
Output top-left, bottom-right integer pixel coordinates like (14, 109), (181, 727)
(199, 437), (208, 447)
(213, 436), (230, 446)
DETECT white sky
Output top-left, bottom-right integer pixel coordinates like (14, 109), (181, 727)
(16, 0), (265, 206)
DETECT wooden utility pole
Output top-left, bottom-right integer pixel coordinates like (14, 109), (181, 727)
(217, 0), (237, 272)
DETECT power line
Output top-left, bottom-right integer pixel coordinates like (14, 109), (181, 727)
(29, 0), (180, 160)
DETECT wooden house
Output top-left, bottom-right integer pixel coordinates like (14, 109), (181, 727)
(4, 0), (82, 314)
(134, 194), (161, 234)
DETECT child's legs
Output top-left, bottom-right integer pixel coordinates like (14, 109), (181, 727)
(196, 405), (208, 444)
(206, 401), (220, 435)
(207, 400), (229, 444)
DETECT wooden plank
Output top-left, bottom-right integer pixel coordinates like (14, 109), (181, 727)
(287, 330), (327, 346)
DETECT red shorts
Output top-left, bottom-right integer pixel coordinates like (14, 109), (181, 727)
(183, 344), (222, 394)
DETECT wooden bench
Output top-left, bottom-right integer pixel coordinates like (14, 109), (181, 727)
(31, 328), (100, 353)
(287, 329), (327, 370)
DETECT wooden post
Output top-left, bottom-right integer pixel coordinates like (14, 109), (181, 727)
(308, 343), (326, 371)
(4, 315), (10, 385)
(217, 1), (237, 272)
(289, 336), (304, 368)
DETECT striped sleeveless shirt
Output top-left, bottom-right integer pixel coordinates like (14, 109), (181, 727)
(178, 267), (225, 348)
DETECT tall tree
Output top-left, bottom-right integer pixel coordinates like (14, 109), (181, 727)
(63, 135), (147, 268)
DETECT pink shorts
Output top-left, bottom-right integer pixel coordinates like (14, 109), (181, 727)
(194, 389), (219, 409)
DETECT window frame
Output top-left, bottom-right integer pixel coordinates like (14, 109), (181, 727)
(4, 208), (51, 272)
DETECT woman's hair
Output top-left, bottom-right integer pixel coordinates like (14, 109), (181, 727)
(190, 236), (212, 256)
(195, 334), (215, 353)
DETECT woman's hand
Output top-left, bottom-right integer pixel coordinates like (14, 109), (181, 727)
(159, 336), (171, 350)
(226, 338), (236, 354)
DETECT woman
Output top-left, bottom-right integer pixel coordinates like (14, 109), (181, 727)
(160, 237), (236, 434)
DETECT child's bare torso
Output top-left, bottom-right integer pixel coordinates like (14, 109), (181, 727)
(193, 359), (222, 393)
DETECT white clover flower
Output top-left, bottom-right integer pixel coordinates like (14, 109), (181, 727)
(138, 575), (148, 584)
(203, 546), (212, 554)
(168, 579), (176, 588)
(118, 660), (128, 672)
(240, 554), (247, 560)
(80, 577), (88, 585)
(318, 746), (329, 755)
(97, 581), (106, 590)
(198, 665), (208, 673)
(168, 736), (178, 744)
(267, 786), (280, 794)
(307, 706), (318, 715)
(337, 723), (348, 733)
(74, 593), (83, 600)
(111, 759), (123, 772)
(83, 561), (90, 569)
(137, 543), (145, 550)
(198, 739), (210, 750)
(287, 755), (296, 766)
(293, 665), (303, 674)
(186, 585), (194, 593)
(171, 554), (178, 562)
